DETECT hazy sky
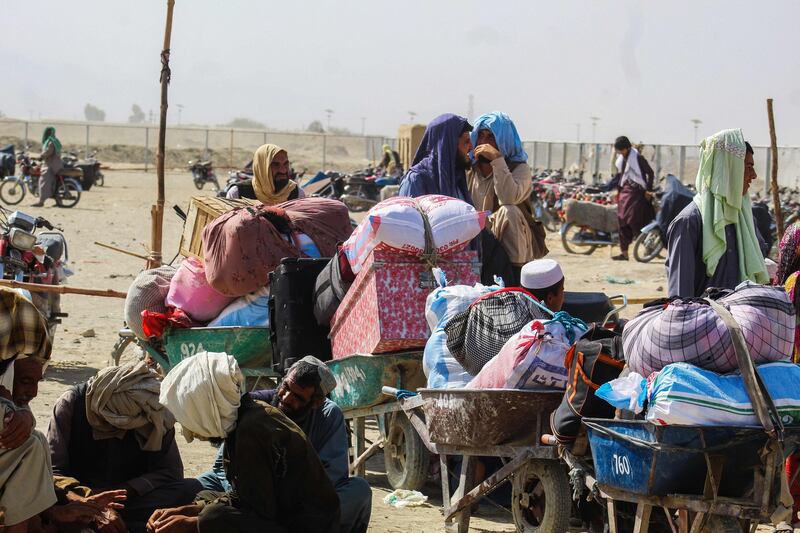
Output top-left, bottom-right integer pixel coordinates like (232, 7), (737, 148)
(5, 0), (800, 145)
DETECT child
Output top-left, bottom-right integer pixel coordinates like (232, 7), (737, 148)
(520, 258), (565, 312)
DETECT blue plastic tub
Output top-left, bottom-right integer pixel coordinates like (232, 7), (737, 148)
(584, 419), (772, 496)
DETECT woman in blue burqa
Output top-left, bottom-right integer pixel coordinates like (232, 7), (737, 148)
(398, 113), (474, 203)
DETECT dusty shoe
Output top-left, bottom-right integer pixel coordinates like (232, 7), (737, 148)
(611, 254), (629, 261)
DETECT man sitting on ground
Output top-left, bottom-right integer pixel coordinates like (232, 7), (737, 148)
(150, 352), (340, 533)
(197, 356), (372, 533)
(47, 361), (201, 533)
(520, 258), (565, 312)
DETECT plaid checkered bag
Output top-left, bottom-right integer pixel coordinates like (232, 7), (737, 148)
(623, 282), (795, 376)
(445, 288), (549, 376)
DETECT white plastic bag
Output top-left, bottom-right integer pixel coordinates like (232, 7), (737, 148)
(595, 372), (647, 414)
(423, 281), (499, 389)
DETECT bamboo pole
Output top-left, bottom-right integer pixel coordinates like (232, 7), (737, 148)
(95, 241), (152, 261)
(148, 0), (175, 269)
(767, 98), (783, 240)
(0, 280), (127, 299)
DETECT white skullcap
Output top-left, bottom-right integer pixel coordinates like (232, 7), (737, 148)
(521, 259), (564, 289)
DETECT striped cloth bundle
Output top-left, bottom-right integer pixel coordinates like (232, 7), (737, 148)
(623, 282), (795, 376)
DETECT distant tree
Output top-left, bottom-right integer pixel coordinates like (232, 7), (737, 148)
(226, 117), (266, 130)
(84, 103), (106, 122)
(329, 126), (352, 135)
(128, 104), (146, 124)
(307, 120), (325, 133)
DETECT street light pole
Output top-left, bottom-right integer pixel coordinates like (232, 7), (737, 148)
(690, 118), (702, 145)
(408, 111), (417, 123)
(589, 116), (600, 145)
(324, 109), (334, 131)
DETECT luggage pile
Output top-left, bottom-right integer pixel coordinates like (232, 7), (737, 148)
(124, 197), (353, 369)
(316, 195), (487, 359)
(591, 281), (799, 430)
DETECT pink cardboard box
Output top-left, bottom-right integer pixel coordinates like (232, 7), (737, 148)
(330, 249), (480, 359)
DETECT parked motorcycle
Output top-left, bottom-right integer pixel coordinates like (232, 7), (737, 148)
(63, 150), (103, 189)
(0, 206), (70, 337)
(560, 199), (620, 255)
(339, 167), (399, 212)
(188, 159), (219, 191)
(0, 151), (82, 207)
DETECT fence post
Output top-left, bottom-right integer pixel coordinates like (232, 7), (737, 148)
(655, 145), (662, 177)
(144, 127), (150, 173)
(546, 142), (552, 169)
(322, 135), (327, 171)
(204, 129), (209, 159)
(593, 144), (601, 182)
(679, 146), (686, 181)
(562, 142), (568, 171)
(532, 142), (538, 170)
(24, 122), (29, 147)
(229, 129), (234, 169)
(765, 148), (772, 197)
(263, 132), (267, 145)
(85, 124), (90, 157)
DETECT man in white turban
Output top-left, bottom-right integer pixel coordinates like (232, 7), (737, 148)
(150, 352), (340, 533)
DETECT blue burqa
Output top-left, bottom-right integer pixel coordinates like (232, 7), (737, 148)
(398, 113), (472, 204)
(470, 111), (528, 164)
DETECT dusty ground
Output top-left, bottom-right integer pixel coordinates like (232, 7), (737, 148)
(22, 170), (740, 532)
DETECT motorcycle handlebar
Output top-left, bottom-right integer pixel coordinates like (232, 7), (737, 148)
(36, 217), (59, 231)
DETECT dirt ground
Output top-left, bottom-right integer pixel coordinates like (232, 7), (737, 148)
(22, 170), (760, 532)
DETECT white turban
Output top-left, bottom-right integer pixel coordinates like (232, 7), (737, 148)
(159, 351), (244, 442)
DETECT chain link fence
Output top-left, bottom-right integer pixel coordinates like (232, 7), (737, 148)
(3, 118), (800, 196)
(0, 118), (394, 173)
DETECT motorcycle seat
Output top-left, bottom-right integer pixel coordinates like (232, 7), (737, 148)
(561, 291), (613, 324)
(198, 161), (212, 167)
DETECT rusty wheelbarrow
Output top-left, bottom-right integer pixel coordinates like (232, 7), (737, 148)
(382, 386), (571, 533)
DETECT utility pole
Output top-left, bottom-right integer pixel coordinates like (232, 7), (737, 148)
(690, 118), (702, 145)
(575, 123), (581, 143)
(408, 111), (417, 123)
(590, 116), (601, 145)
(324, 109), (334, 131)
(467, 94), (474, 122)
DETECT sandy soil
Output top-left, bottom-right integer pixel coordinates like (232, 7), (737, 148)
(21, 170), (745, 532)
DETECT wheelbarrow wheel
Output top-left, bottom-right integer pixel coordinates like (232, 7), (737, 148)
(511, 459), (571, 533)
(384, 411), (429, 491)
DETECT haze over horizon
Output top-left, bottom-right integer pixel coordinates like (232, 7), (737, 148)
(4, 0), (800, 145)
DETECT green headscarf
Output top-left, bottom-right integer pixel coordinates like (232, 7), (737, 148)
(41, 126), (62, 153)
(694, 128), (768, 285)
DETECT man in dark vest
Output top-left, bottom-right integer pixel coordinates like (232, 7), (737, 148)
(46, 361), (201, 533)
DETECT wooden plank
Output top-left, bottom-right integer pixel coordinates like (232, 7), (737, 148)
(453, 456), (476, 533)
(677, 510), (689, 533)
(607, 499), (619, 533)
(633, 502), (652, 533)
(342, 402), (403, 421)
(179, 196), (259, 259)
(349, 437), (383, 475)
(354, 417), (366, 477)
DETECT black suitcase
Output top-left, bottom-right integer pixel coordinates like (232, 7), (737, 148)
(269, 257), (332, 373)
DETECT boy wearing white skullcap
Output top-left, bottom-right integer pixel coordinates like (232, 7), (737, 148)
(520, 258), (565, 312)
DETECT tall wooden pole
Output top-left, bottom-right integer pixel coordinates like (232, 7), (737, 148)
(148, 0), (175, 269)
(767, 98), (784, 240)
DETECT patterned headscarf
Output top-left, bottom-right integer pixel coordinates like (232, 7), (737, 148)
(776, 222), (800, 285)
(252, 144), (297, 206)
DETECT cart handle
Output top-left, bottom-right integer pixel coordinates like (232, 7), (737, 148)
(603, 294), (628, 326)
(382, 386), (418, 400)
(382, 386), (398, 397)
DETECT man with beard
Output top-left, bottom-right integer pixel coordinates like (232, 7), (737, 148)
(398, 113), (474, 203)
(468, 112), (545, 284)
(226, 144), (306, 203)
(196, 356), (372, 533)
(150, 352), (340, 533)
